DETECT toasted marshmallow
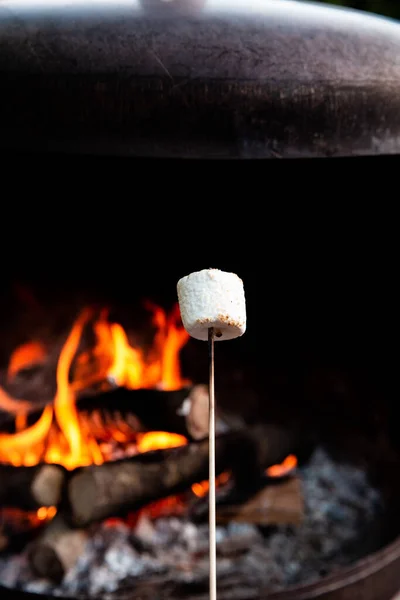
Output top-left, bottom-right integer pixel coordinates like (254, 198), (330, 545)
(177, 269), (246, 342)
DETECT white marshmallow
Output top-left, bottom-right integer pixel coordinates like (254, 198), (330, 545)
(177, 269), (246, 342)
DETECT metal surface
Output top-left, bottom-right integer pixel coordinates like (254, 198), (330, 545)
(0, 0), (400, 157)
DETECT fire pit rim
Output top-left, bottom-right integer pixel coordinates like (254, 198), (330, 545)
(261, 533), (400, 599)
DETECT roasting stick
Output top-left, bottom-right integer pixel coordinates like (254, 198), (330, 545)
(177, 269), (247, 600)
(208, 326), (217, 600)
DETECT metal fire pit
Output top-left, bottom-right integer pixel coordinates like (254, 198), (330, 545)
(1, 0), (400, 597)
(0, 0), (400, 158)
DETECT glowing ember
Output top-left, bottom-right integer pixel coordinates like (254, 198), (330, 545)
(36, 506), (57, 521)
(266, 454), (298, 478)
(192, 472), (231, 498)
(0, 505), (58, 531)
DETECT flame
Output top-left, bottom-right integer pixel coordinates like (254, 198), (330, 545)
(191, 472), (231, 498)
(145, 302), (191, 391)
(37, 506), (57, 521)
(52, 308), (95, 469)
(7, 341), (47, 381)
(266, 454), (298, 478)
(73, 304), (190, 392)
(0, 300), (297, 518)
(0, 386), (32, 415)
(0, 505), (58, 532)
(135, 433), (231, 499)
(0, 302), (190, 470)
(0, 341), (46, 415)
(136, 431), (188, 453)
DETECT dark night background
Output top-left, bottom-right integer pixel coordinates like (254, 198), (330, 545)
(320, 0), (400, 20)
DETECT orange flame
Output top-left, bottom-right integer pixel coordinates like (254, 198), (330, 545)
(0, 301), (296, 514)
(7, 341), (47, 381)
(37, 506), (57, 521)
(192, 472), (231, 498)
(266, 454), (298, 478)
(0, 303), (190, 470)
(136, 431), (188, 453)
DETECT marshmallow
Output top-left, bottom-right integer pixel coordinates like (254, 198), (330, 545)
(176, 269), (246, 341)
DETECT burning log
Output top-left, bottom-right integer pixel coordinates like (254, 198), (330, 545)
(27, 513), (89, 583)
(62, 423), (299, 527)
(0, 463), (66, 511)
(0, 385), (214, 442)
(78, 384), (213, 441)
(0, 422), (300, 582)
(28, 476), (304, 584)
(0, 422), (301, 583)
(0, 424), (300, 520)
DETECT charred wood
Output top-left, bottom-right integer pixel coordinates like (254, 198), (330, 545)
(62, 423), (300, 527)
(0, 463), (66, 510)
(27, 514), (88, 583)
(0, 386), (214, 441)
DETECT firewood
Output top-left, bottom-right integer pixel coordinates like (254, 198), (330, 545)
(78, 384), (213, 441)
(0, 463), (66, 510)
(216, 476), (304, 526)
(0, 424), (301, 529)
(0, 385), (214, 441)
(62, 423), (299, 527)
(0, 425), (299, 519)
(9, 422), (300, 582)
(27, 513), (88, 583)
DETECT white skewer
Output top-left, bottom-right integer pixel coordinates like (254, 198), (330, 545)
(208, 327), (217, 600)
(176, 268), (247, 600)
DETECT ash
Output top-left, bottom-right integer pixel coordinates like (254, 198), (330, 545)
(0, 447), (385, 599)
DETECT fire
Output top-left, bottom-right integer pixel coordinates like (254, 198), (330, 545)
(0, 301), (297, 515)
(136, 431), (188, 453)
(0, 506), (58, 532)
(7, 341), (47, 381)
(191, 472), (231, 498)
(266, 454), (298, 477)
(73, 304), (190, 393)
(37, 506), (57, 521)
(0, 303), (190, 469)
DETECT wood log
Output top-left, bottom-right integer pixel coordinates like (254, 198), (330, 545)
(0, 424), (300, 519)
(0, 422), (302, 529)
(0, 463), (66, 510)
(62, 423), (300, 527)
(78, 384), (216, 441)
(27, 513), (89, 583)
(216, 476), (304, 527)
(0, 385), (215, 441)
(26, 425), (301, 582)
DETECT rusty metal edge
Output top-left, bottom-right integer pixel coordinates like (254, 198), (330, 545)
(261, 535), (400, 599)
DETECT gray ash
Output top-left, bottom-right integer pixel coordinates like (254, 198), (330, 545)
(0, 447), (385, 599)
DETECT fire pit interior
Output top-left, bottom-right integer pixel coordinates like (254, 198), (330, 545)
(0, 261), (399, 600)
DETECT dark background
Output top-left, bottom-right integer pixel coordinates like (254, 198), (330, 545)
(321, 0), (400, 20)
